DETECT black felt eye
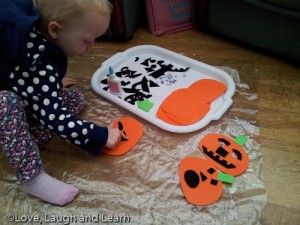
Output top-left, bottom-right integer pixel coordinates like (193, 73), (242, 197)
(184, 170), (199, 188)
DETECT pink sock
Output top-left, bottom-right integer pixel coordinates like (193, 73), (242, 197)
(23, 172), (79, 206)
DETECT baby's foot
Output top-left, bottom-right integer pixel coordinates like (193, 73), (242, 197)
(23, 172), (79, 206)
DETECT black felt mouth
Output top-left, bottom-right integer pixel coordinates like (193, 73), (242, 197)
(202, 146), (236, 169)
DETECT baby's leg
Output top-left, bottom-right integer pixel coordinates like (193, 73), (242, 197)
(0, 91), (78, 205)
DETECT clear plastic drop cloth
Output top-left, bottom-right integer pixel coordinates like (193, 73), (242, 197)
(0, 67), (266, 225)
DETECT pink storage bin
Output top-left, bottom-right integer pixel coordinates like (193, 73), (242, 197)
(145, 0), (196, 36)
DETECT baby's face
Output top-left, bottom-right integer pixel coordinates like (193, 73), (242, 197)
(55, 10), (110, 57)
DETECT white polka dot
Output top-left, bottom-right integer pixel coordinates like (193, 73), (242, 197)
(66, 114), (71, 118)
(24, 100), (29, 106)
(53, 103), (58, 109)
(27, 86), (34, 93)
(41, 109), (46, 116)
(82, 128), (88, 135)
(68, 121), (75, 128)
(33, 54), (40, 59)
(77, 120), (83, 126)
(27, 42), (34, 49)
(22, 72), (29, 78)
(61, 135), (67, 139)
(71, 132), (78, 138)
(46, 65), (53, 70)
(48, 125), (54, 130)
(90, 124), (94, 129)
(22, 92), (27, 98)
(39, 45), (45, 51)
(40, 120), (45, 125)
(58, 125), (64, 132)
(57, 83), (61, 89)
(30, 66), (36, 72)
(32, 96), (39, 101)
(9, 73), (14, 79)
(75, 140), (81, 145)
(15, 66), (19, 71)
(39, 70), (46, 76)
(49, 114), (55, 120)
(18, 79), (25, 85)
(33, 77), (39, 84)
(13, 86), (18, 92)
(42, 85), (49, 92)
(59, 114), (65, 120)
(51, 92), (58, 97)
(30, 32), (37, 38)
(49, 76), (55, 82)
(33, 104), (39, 111)
(85, 139), (89, 144)
(43, 98), (50, 106)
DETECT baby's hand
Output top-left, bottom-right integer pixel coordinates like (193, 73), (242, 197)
(105, 121), (128, 149)
(62, 77), (77, 88)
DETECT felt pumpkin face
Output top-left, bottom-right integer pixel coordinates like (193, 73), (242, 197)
(198, 134), (249, 176)
(179, 157), (223, 205)
(102, 117), (143, 156)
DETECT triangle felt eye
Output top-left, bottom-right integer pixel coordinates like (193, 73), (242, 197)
(102, 117), (143, 156)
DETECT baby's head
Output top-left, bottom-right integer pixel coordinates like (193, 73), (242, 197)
(33, 0), (112, 57)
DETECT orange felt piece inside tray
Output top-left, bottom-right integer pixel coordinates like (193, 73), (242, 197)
(102, 117), (143, 156)
(179, 157), (223, 205)
(198, 133), (249, 176)
(157, 103), (211, 125)
(157, 79), (226, 126)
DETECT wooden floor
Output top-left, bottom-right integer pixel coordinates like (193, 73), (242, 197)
(1, 26), (299, 224)
(91, 27), (300, 224)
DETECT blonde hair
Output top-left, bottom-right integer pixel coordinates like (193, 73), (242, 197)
(32, 0), (113, 25)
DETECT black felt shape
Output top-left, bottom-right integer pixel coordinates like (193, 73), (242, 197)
(216, 147), (229, 157)
(200, 172), (208, 182)
(121, 81), (131, 86)
(232, 149), (242, 160)
(184, 170), (199, 189)
(207, 168), (216, 174)
(119, 66), (142, 79)
(218, 138), (231, 146)
(202, 146), (236, 169)
(149, 80), (160, 87)
(101, 78), (108, 85)
(210, 179), (218, 186)
(134, 57), (139, 62)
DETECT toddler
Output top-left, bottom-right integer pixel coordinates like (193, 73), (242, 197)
(0, 0), (127, 206)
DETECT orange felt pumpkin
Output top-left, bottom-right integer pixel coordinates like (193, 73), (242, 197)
(198, 134), (249, 176)
(102, 117), (143, 156)
(179, 157), (223, 205)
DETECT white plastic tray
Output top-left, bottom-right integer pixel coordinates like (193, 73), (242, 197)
(91, 45), (235, 133)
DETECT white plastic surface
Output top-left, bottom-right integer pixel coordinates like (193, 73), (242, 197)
(91, 45), (235, 133)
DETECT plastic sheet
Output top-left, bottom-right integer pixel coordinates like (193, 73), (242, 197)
(0, 67), (266, 225)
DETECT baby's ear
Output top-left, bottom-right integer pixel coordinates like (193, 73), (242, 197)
(48, 21), (61, 39)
